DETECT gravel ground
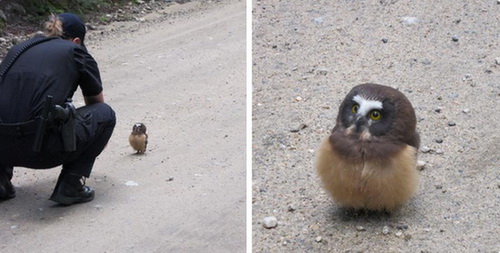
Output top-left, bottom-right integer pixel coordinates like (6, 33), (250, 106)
(252, 0), (499, 252)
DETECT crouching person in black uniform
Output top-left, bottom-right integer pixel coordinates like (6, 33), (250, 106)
(0, 13), (116, 205)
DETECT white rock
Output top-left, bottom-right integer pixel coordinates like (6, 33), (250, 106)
(125, 181), (139, 186)
(401, 16), (420, 24)
(263, 216), (278, 229)
(382, 226), (390, 235)
(420, 146), (431, 153)
(417, 160), (426, 170)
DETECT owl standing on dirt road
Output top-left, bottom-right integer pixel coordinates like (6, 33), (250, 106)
(316, 83), (420, 212)
(129, 123), (148, 154)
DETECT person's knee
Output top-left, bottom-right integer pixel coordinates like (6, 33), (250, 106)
(93, 103), (116, 127)
(103, 103), (116, 127)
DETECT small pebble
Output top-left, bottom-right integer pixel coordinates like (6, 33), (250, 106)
(167, 176), (174, 181)
(420, 146), (431, 153)
(395, 231), (403, 237)
(495, 57), (500, 65)
(381, 38), (388, 43)
(356, 226), (366, 231)
(435, 185), (443, 189)
(448, 122), (456, 127)
(435, 138), (443, 143)
(416, 160), (426, 171)
(317, 69), (328, 75)
(295, 96), (303, 101)
(288, 205), (296, 212)
(462, 108), (470, 114)
(401, 16), (420, 24)
(313, 16), (325, 25)
(263, 216), (278, 229)
(125, 181), (139, 186)
(434, 107), (442, 113)
(315, 236), (322, 243)
(421, 59), (432, 65)
(452, 35), (459, 42)
(435, 149), (443, 154)
(382, 226), (390, 235)
(290, 123), (308, 133)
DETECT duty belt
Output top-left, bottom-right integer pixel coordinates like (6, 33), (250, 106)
(0, 96), (76, 152)
(0, 119), (52, 136)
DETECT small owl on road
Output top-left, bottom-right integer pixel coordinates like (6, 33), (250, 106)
(316, 83), (420, 212)
(129, 123), (148, 154)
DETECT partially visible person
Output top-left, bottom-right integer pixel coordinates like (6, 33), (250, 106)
(0, 13), (116, 205)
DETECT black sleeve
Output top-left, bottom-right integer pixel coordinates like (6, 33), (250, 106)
(73, 46), (103, 97)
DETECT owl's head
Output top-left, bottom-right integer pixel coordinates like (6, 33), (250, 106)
(132, 123), (147, 134)
(335, 83), (416, 144)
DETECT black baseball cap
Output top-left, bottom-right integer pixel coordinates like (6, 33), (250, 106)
(58, 13), (86, 49)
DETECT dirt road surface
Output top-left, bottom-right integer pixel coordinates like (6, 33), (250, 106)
(252, 0), (499, 252)
(1, 1), (246, 252)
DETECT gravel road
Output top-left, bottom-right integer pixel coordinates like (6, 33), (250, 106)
(1, 1), (246, 252)
(252, 0), (499, 252)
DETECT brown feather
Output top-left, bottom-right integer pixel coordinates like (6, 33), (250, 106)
(317, 136), (419, 212)
(129, 132), (148, 154)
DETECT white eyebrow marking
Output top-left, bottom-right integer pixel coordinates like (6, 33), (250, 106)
(352, 94), (383, 116)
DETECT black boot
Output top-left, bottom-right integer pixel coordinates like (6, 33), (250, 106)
(0, 169), (15, 201)
(49, 173), (94, 205)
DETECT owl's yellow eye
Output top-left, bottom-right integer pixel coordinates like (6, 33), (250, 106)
(370, 110), (382, 120)
(351, 104), (359, 114)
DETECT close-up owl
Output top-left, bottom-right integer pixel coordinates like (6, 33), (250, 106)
(129, 123), (148, 154)
(316, 83), (420, 212)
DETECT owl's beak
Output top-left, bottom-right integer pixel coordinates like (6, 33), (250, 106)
(354, 116), (367, 132)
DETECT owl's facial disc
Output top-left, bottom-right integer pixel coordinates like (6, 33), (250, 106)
(346, 95), (384, 139)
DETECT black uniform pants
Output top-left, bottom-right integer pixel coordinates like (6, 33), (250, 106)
(0, 103), (115, 180)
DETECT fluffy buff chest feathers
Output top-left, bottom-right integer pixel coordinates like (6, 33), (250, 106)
(316, 83), (420, 212)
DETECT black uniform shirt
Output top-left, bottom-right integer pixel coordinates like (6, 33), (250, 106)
(0, 37), (103, 123)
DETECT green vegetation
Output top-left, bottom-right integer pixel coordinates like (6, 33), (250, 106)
(17, 0), (131, 21)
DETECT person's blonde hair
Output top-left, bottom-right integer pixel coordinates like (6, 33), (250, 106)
(44, 14), (63, 37)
